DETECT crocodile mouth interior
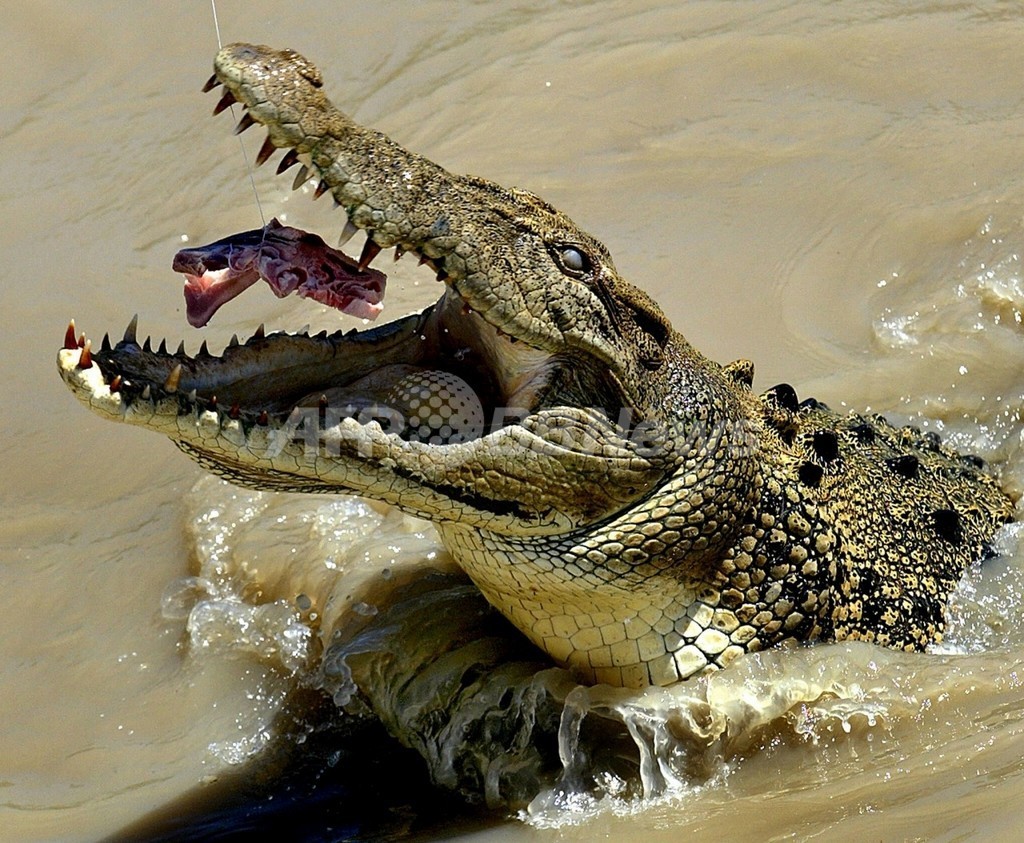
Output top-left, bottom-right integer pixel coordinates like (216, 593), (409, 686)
(62, 235), (558, 446)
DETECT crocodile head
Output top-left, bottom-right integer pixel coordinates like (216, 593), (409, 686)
(59, 43), (753, 542)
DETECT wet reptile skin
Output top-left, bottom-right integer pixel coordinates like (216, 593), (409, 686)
(58, 44), (1015, 688)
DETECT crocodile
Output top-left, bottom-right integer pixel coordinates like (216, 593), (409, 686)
(58, 43), (1015, 691)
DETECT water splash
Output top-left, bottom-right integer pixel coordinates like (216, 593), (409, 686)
(870, 212), (1024, 480)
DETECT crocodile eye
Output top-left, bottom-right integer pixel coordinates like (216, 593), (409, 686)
(551, 244), (592, 276)
(561, 247), (585, 271)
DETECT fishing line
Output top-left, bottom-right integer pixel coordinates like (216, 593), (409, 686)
(209, 0), (267, 230)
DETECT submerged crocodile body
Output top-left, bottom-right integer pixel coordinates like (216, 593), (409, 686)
(59, 44), (1014, 690)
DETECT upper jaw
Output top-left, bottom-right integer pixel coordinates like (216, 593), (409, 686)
(206, 43), (601, 363)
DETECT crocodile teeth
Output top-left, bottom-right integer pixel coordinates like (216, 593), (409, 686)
(202, 73), (221, 93)
(358, 236), (382, 270)
(276, 148), (299, 174)
(313, 180), (330, 199)
(253, 323), (266, 340)
(255, 135), (276, 167)
(78, 339), (93, 370)
(142, 385), (152, 401)
(123, 314), (139, 345)
(212, 90), (236, 115)
(64, 319), (77, 350)
(233, 112), (257, 135)
(109, 374), (122, 393)
(292, 165), (310, 191)
(164, 364), (182, 393)
(338, 219), (358, 248)
(101, 333), (111, 352)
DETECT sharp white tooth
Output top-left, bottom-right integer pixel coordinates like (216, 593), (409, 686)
(164, 364), (182, 393)
(338, 219), (358, 248)
(123, 314), (139, 344)
(142, 385), (152, 400)
(292, 165), (310, 191)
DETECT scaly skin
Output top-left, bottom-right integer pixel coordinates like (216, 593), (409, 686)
(58, 44), (1015, 688)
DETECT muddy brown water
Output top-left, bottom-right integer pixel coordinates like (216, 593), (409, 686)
(6, 1), (1024, 840)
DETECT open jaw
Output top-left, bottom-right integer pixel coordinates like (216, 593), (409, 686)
(55, 200), (640, 533)
(57, 42), (671, 533)
(57, 254), (556, 474)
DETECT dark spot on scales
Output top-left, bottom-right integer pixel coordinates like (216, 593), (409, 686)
(811, 430), (840, 462)
(932, 508), (963, 544)
(798, 462), (824, 488)
(767, 383), (799, 412)
(886, 454), (920, 480)
(857, 569), (886, 626)
(850, 422), (876, 444)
